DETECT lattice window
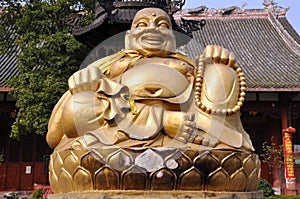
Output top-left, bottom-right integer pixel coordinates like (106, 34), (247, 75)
(0, 112), (15, 162)
(0, 138), (7, 162)
(35, 135), (49, 162)
(8, 139), (20, 162)
(22, 134), (33, 162)
(0, 115), (8, 155)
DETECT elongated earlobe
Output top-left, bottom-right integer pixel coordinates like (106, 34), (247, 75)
(125, 30), (131, 50)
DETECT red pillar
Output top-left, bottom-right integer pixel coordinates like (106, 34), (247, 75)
(282, 127), (297, 195)
(280, 94), (297, 195)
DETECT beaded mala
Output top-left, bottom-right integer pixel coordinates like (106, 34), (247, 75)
(194, 55), (246, 115)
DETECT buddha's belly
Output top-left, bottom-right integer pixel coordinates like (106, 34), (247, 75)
(121, 64), (189, 98)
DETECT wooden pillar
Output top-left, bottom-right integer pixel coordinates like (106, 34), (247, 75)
(280, 93), (297, 195)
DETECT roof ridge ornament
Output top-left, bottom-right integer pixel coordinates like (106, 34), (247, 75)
(176, 5), (249, 17)
(263, 0), (276, 8)
(97, 0), (186, 15)
(180, 18), (206, 36)
(263, 0), (289, 15)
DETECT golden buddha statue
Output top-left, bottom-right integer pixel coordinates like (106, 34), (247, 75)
(46, 8), (260, 195)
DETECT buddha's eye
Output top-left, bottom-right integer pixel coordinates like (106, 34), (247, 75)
(136, 22), (147, 28)
(158, 22), (169, 29)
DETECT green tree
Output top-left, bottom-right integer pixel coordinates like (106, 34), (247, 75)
(260, 136), (284, 187)
(260, 136), (284, 173)
(0, 0), (94, 138)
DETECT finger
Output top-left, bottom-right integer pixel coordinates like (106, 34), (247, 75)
(202, 138), (210, 146)
(80, 68), (90, 91)
(194, 135), (203, 145)
(184, 112), (195, 121)
(220, 48), (229, 65)
(68, 75), (76, 94)
(187, 135), (196, 143)
(178, 136), (187, 144)
(228, 52), (236, 67)
(91, 66), (103, 80)
(183, 121), (195, 128)
(204, 45), (214, 59)
(212, 45), (222, 63)
(89, 67), (103, 91)
(181, 132), (190, 139)
(74, 70), (84, 93)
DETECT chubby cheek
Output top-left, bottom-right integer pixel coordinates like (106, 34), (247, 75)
(160, 29), (172, 35)
(130, 28), (145, 39)
(162, 36), (176, 51)
(160, 30), (174, 41)
(128, 29), (144, 48)
(157, 29), (175, 47)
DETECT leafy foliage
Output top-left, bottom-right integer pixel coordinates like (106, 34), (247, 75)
(260, 136), (284, 172)
(260, 136), (285, 190)
(259, 136), (300, 194)
(32, 188), (45, 199)
(258, 178), (275, 197)
(0, 0), (94, 138)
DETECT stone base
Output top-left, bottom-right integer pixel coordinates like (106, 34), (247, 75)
(48, 190), (264, 199)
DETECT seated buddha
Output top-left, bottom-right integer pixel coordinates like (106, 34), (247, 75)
(45, 8), (262, 195)
(46, 7), (254, 154)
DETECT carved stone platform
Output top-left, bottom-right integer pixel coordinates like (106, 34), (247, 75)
(48, 190), (264, 199)
(49, 142), (261, 193)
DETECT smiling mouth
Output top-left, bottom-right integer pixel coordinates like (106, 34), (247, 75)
(142, 35), (163, 44)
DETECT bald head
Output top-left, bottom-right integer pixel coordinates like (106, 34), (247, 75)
(125, 8), (176, 55)
(131, 8), (172, 30)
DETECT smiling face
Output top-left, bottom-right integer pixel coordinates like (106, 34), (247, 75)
(125, 8), (176, 55)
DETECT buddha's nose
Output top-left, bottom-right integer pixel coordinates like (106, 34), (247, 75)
(149, 22), (157, 29)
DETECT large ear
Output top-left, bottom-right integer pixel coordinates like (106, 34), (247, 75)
(124, 30), (131, 50)
(171, 33), (177, 52)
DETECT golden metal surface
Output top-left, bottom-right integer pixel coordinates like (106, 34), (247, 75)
(47, 7), (260, 193)
(49, 144), (261, 193)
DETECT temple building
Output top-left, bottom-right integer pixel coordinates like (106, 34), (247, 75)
(0, 0), (299, 194)
(0, 8), (52, 192)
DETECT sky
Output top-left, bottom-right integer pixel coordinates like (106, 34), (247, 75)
(183, 0), (300, 34)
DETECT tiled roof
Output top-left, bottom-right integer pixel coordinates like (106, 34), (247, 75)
(1, 5), (299, 92)
(175, 6), (300, 92)
(277, 17), (300, 47)
(0, 27), (20, 91)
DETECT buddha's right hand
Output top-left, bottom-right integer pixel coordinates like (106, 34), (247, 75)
(199, 45), (236, 67)
(68, 66), (104, 94)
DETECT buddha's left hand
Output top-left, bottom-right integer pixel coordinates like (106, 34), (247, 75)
(177, 113), (219, 147)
